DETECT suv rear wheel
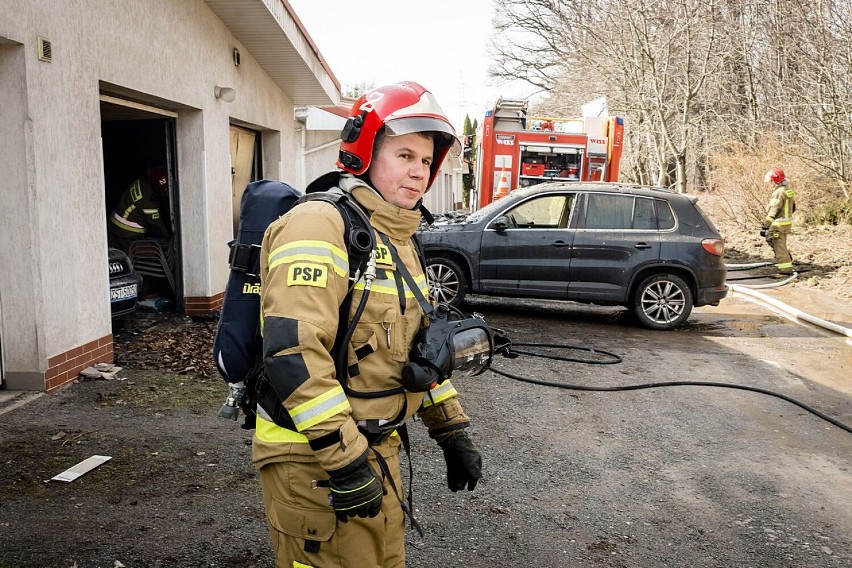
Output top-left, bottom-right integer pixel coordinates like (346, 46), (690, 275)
(632, 273), (693, 330)
(426, 256), (467, 307)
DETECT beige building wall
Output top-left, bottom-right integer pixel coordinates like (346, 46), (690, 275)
(0, 0), (338, 390)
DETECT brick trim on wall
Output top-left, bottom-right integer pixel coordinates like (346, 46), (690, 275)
(184, 292), (224, 316)
(45, 334), (114, 393)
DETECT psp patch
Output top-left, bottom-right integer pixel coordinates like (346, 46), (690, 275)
(375, 243), (394, 267)
(287, 262), (328, 288)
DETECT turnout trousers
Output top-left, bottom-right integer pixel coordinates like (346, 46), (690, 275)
(258, 439), (406, 568)
(766, 231), (793, 273)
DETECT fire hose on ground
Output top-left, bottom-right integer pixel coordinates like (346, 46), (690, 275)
(486, 329), (851, 436)
(721, 260), (852, 338)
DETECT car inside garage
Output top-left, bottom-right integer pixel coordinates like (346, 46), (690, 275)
(100, 97), (181, 316)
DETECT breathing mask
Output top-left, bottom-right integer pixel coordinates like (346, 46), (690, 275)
(401, 304), (496, 392)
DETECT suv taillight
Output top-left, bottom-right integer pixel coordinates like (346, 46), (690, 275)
(701, 238), (724, 256)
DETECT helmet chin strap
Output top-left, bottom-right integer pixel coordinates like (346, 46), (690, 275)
(418, 201), (434, 223)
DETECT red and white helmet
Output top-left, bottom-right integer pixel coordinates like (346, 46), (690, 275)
(763, 167), (785, 184)
(146, 166), (169, 193)
(337, 81), (462, 189)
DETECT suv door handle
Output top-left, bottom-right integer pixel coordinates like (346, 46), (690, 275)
(552, 240), (571, 248)
(634, 242), (652, 249)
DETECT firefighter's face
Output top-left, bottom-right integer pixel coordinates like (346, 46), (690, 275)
(369, 132), (433, 209)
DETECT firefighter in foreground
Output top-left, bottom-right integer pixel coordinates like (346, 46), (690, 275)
(107, 166), (171, 253)
(255, 82), (482, 567)
(761, 167), (796, 275)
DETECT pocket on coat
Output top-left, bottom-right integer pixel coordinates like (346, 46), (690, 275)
(350, 328), (378, 362)
(268, 495), (336, 543)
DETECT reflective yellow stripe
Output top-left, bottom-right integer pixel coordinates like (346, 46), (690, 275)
(268, 240), (348, 277)
(142, 208), (159, 214)
(411, 273), (429, 297)
(355, 281), (400, 296)
(290, 385), (350, 431)
(129, 179), (143, 202)
(121, 203), (137, 218)
(783, 194), (793, 218)
(354, 272), (429, 298)
(110, 212), (145, 233)
(777, 262), (793, 270)
(255, 416), (309, 443)
(421, 381), (458, 408)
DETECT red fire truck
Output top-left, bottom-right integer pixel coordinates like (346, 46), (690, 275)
(471, 98), (624, 210)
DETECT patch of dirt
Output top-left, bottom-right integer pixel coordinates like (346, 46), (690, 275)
(112, 312), (220, 379)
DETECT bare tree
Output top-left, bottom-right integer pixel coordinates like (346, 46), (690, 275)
(493, 0), (721, 192)
(490, 0), (852, 200)
(777, 1), (852, 197)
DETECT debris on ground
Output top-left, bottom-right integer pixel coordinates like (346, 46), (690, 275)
(79, 362), (123, 380)
(112, 311), (219, 379)
(50, 455), (113, 482)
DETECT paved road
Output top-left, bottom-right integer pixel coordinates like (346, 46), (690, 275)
(406, 291), (852, 567)
(0, 288), (849, 567)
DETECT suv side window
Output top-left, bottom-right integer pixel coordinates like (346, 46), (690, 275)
(655, 198), (676, 230)
(584, 194), (671, 230)
(505, 194), (574, 229)
(633, 197), (657, 229)
(585, 193), (634, 229)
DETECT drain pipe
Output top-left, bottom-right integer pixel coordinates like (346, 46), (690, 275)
(728, 283), (852, 338)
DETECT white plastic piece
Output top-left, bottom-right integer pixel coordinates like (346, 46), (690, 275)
(51, 455), (112, 482)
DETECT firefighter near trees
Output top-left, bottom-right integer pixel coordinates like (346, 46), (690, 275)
(107, 166), (171, 253)
(761, 167), (796, 275)
(254, 82), (484, 567)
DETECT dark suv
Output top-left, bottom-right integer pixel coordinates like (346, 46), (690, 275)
(418, 183), (728, 330)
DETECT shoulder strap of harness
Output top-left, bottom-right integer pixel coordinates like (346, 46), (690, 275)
(295, 190), (375, 363)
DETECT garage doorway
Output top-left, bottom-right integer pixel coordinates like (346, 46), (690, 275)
(100, 96), (182, 313)
(229, 125), (262, 237)
(0, 297), (4, 388)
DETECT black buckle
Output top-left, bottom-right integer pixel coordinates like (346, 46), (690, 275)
(228, 240), (261, 277)
(358, 420), (397, 445)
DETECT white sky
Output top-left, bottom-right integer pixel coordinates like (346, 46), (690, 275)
(287, 0), (535, 131)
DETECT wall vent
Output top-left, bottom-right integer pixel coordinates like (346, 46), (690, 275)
(37, 36), (52, 63)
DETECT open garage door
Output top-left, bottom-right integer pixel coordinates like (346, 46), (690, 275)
(229, 125), (263, 237)
(100, 95), (182, 315)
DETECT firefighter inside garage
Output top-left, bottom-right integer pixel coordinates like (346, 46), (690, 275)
(101, 102), (179, 311)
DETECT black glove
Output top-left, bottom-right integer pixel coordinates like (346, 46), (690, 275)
(759, 228), (767, 237)
(439, 431), (482, 492)
(328, 461), (384, 522)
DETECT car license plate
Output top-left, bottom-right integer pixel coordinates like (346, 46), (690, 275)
(110, 284), (138, 302)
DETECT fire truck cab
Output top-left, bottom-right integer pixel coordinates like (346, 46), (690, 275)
(472, 98), (624, 209)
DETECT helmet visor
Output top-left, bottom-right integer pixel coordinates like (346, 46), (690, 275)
(385, 117), (463, 158)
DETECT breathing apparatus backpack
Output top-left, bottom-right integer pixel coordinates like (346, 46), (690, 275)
(214, 176), (374, 429)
